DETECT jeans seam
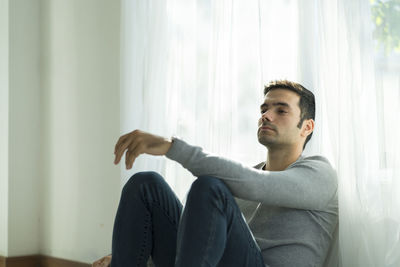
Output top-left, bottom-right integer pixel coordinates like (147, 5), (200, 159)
(136, 211), (151, 267)
(150, 200), (180, 230)
(228, 197), (263, 264)
(141, 183), (180, 230)
(200, 206), (218, 267)
(232, 203), (255, 248)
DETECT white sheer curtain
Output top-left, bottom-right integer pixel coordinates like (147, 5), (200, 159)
(120, 0), (400, 266)
(295, 1), (400, 266)
(120, 0), (266, 199)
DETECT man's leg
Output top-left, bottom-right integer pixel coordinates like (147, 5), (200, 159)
(175, 176), (265, 267)
(111, 171), (183, 267)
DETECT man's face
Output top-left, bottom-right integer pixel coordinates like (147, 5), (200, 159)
(257, 89), (305, 149)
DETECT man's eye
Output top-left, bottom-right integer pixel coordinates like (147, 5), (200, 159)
(278, 110), (287, 114)
(261, 110), (266, 114)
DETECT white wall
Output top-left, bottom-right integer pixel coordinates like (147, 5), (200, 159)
(0, 0), (9, 256)
(40, 0), (121, 263)
(1, 0), (121, 263)
(7, 0), (41, 256)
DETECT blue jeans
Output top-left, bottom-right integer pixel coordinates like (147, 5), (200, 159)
(111, 171), (265, 267)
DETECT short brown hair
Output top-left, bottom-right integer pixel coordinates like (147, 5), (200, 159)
(264, 80), (315, 150)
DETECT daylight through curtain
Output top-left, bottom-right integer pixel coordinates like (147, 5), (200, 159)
(120, 0), (400, 266)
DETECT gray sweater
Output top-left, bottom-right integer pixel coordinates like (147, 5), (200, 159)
(165, 137), (338, 267)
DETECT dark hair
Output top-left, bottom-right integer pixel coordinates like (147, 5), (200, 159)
(263, 80), (315, 150)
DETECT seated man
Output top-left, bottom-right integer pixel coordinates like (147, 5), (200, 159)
(94, 80), (338, 267)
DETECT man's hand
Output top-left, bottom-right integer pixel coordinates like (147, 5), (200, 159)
(114, 129), (172, 169)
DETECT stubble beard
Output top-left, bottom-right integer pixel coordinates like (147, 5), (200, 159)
(257, 131), (279, 148)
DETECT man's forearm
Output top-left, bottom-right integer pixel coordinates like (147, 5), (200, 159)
(166, 137), (337, 210)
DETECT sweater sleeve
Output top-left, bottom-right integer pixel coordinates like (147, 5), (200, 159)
(165, 137), (337, 211)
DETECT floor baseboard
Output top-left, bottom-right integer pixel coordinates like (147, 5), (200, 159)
(0, 256), (5, 267)
(0, 255), (90, 267)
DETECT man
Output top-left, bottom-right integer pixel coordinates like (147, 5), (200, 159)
(93, 80), (338, 267)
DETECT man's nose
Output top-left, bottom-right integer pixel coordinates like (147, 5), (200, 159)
(261, 110), (273, 122)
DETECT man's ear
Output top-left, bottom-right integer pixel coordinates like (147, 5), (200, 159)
(301, 119), (314, 137)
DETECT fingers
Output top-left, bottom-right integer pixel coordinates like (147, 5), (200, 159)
(114, 130), (141, 155)
(125, 141), (143, 169)
(114, 129), (162, 169)
(114, 132), (135, 165)
(114, 133), (129, 154)
(114, 130), (145, 169)
(114, 143), (127, 165)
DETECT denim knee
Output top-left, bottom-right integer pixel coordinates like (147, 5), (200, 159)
(188, 176), (230, 200)
(122, 171), (164, 196)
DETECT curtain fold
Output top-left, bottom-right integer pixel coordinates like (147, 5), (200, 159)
(121, 0), (400, 265)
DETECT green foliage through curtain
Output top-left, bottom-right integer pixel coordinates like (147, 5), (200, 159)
(370, 0), (400, 54)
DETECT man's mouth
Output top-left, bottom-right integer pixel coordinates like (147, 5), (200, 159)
(260, 127), (275, 132)
(259, 124), (276, 132)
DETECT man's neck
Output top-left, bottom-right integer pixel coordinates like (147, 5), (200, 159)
(263, 146), (302, 171)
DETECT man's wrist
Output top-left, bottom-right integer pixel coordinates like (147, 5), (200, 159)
(164, 137), (173, 154)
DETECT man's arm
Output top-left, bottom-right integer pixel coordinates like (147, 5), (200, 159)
(165, 137), (337, 211)
(113, 130), (337, 211)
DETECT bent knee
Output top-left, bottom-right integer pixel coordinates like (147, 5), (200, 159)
(189, 175), (227, 195)
(122, 171), (164, 194)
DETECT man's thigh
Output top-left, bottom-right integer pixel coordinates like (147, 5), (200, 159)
(217, 194), (265, 267)
(191, 176), (265, 267)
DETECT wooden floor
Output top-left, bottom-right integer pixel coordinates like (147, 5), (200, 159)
(0, 255), (90, 267)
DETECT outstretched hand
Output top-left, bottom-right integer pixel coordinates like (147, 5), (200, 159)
(113, 129), (172, 170)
